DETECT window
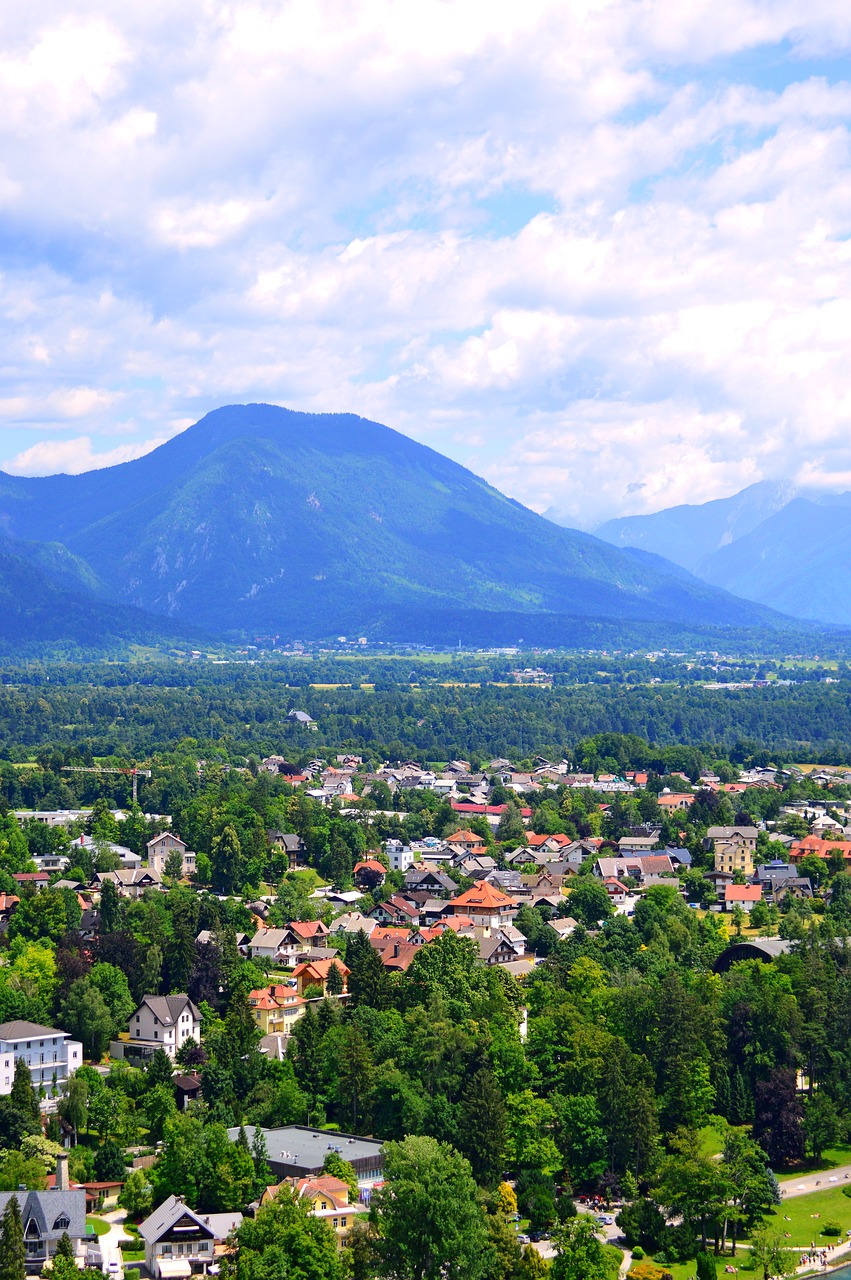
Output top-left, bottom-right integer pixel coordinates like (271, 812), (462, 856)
(333, 1219), (338, 1229)
(321, 1202), (327, 1210)
(161, 1245), (173, 1256)
(341, 1218), (347, 1227)
(53, 1216), (70, 1231)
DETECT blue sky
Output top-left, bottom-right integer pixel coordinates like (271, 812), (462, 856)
(1, 0), (851, 526)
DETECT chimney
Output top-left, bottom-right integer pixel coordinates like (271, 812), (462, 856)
(55, 1154), (69, 1192)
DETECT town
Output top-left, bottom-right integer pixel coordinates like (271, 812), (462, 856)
(0, 729), (848, 1280)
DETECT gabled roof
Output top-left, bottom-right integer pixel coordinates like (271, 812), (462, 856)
(445, 829), (485, 844)
(289, 920), (329, 939)
(0, 1020), (68, 1041)
(137, 994), (200, 1026)
(139, 1194), (240, 1245)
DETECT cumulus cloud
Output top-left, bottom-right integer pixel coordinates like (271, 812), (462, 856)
(0, 0), (850, 521)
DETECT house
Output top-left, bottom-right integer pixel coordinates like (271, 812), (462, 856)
(444, 829), (487, 853)
(147, 833), (196, 878)
(353, 859), (387, 889)
(268, 832), (307, 869)
(94, 868), (163, 898)
(248, 986), (306, 1035)
(139, 1193), (242, 1278)
(288, 709), (318, 730)
(453, 853), (498, 878)
(174, 1072), (203, 1111)
(790, 836), (851, 865)
(478, 926), (527, 966)
(547, 916), (580, 942)
(0, 1021), (82, 1106)
(289, 920), (330, 948)
(262, 1175), (359, 1245)
(595, 854), (675, 884)
(403, 866), (457, 897)
(71, 834), (140, 869)
(602, 878), (630, 906)
(125, 995), (201, 1062)
(446, 880), (518, 929)
(723, 884), (763, 912)
(369, 895), (420, 927)
(229, 1125), (384, 1187)
(249, 924), (328, 964)
(2, 1155), (85, 1273)
(656, 793), (696, 812)
(291, 958), (350, 997)
(705, 826), (758, 876)
(385, 840), (415, 872)
(328, 912), (376, 938)
(12, 872), (50, 893)
(617, 835), (658, 854)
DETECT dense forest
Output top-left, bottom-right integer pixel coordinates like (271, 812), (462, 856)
(1, 658), (851, 764)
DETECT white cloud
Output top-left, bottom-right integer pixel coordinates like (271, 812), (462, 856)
(0, 0), (850, 518)
(5, 434), (168, 476)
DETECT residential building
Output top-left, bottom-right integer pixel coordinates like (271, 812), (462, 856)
(291, 957), (350, 997)
(705, 825), (758, 875)
(353, 859), (387, 889)
(2, 1155), (86, 1273)
(385, 840), (415, 872)
(268, 832), (307, 869)
(444, 829), (487, 853)
(125, 995), (201, 1062)
(248, 986), (306, 1035)
(94, 868), (163, 898)
(446, 880), (518, 929)
(0, 1021), (82, 1105)
(147, 833), (196, 878)
(262, 1176), (359, 1244)
(139, 1194), (242, 1278)
(723, 884), (762, 912)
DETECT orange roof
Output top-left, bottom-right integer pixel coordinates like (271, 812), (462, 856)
(354, 859), (386, 874)
(724, 884), (762, 901)
(292, 957), (350, 980)
(289, 920), (328, 939)
(443, 915), (476, 931)
(657, 793), (695, 807)
(446, 829), (485, 844)
(450, 879), (516, 911)
(791, 837), (851, 860)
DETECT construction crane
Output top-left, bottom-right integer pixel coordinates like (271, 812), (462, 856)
(61, 766), (152, 804)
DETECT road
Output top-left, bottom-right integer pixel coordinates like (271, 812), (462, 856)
(778, 1165), (851, 1199)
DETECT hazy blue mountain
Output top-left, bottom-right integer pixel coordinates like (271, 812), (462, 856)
(699, 493), (851, 624)
(594, 480), (797, 573)
(0, 405), (797, 644)
(0, 538), (193, 655)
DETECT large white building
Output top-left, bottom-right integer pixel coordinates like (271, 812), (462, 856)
(0, 1021), (82, 1106)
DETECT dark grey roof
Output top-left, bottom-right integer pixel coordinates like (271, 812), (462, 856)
(227, 1125), (382, 1171)
(137, 995), (200, 1027)
(139, 1194), (240, 1244)
(0, 1020), (68, 1041)
(0, 1189), (85, 1242)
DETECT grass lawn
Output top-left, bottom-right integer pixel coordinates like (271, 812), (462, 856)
(776, 1145), (851, 1180)
(637, 1185), (851, 1279)
(603, 1243), (623, 1277)
(86, 1217), (110, 1236)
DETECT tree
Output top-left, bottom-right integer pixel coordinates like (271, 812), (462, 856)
(496, 803), (525, 845)
(497, 1183), (517, 1217)
(550, 1215), (609, 1280)
(323, 1150), (358, 1201)
(99, 880), (122, 934)
(750, 1224), (796, 1280)
(211, 825), (245, 895)
(457, 1066), (506, 1188)
(372, 1136), (492, 1280)
(147, 1048), (175, 1089)
(696, 1253), (717, 1280)
(221, 1186), (341, 1280)
(165, 849), (185, 881)
(565, 880), (613, 928)
(804, 1092), (840, 1162)
(59, 977), (113, 1059)
(59, 1073), (88, 1143)
(0, 1194), (24, 1280)
(615, 1199), (666, 1253)
(327, 962), (345, 997)
(119, 1168), (153, 1219)
(94, 1138), (126, 1182)
(753, 1070), (804, 1168)
(89, 962), (135, 1036)
(9, 1059), (39, 1126)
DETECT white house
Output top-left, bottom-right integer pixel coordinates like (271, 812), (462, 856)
(127, 995), (202, 1061)
(0, 1020), (83, 1107)
(139, 1194), (242, 1278)
(147, 833), (196, 878)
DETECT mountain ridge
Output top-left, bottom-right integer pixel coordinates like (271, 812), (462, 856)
(0, 405), (812, 645)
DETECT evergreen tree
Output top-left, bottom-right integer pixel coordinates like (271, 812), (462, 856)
(326, 961), (345, 997)
(9, 1060), (39, 1126)
(146, 1048), (175, 1090)
(56, 1233), (75, 1261)
(456, 1066), (506, 1188)
(99, 880), (122, 934)
(731, 1068), (753, 1125)
(0, 1194), (24, 1280)
(696, 1252), (718, 1280)
(715, 1071), (732, 1119)
(348, 936), (390, 1009)
(251, 1127), (272, 1197)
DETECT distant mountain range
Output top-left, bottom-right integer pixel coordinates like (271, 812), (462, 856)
(595, 481), (851, 624)
(0, 405), (814, 651)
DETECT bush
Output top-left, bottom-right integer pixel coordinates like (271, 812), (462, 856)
(631, 1247), (645, 1261)
(821, 1221), (842, 1237)
(615, 1199), (666, 1252)
(660, 1223), (698, 1263)
(629, 1264), (672, 1280)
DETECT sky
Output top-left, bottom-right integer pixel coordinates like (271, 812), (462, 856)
(1, 1), (851, 527)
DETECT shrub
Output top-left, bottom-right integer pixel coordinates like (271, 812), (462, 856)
(629, 1264), (672, 1280)
(631, 1247), (645, 1261)
(821, 1221), (842, 1237)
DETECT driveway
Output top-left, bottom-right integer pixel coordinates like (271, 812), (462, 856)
(94, 1208), (128, 1278)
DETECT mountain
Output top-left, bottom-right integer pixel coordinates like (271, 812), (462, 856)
(698, 493), (851, 624)
(0, 537), (193, 655)
(594, 481), (797, 573)
(0, 405), (801, 645)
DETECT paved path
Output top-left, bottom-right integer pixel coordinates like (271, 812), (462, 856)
(95, 1208), (128, 1278)
(779, 1166), (851, 1199)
